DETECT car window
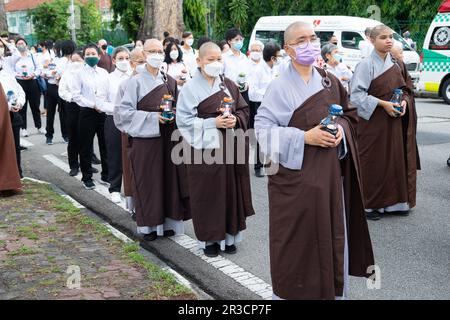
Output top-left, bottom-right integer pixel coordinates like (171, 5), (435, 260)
(255, 30), (285, 47)
(428, 26), (450, 50)
(315, 31), (335, 46)
(341, 31), (364, 50)
(393, 33), (412, 51)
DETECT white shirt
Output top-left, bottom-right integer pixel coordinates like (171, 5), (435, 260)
(248, 61), (279, 102)
(162, 61), (190, 90)
(181, 46), (198, 77)
(0, 69), (26, 110)
(98, 68), (132, 115)
(71, 64), (109, 109)
(37, 50), (51, 67)
(223, 52), (251, 85)
(58, 62), (83, 103)
(325, 63), (353, 92)
(14, 53), (42, 80)
(358, 40), (374, 59)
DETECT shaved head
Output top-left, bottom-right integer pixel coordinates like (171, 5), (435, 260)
(144, 39), (163, 50)
(284, 21), (314, 44)
(199, 42), (221, 58)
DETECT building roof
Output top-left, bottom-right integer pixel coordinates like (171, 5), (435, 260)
(5, 0), (110, 13)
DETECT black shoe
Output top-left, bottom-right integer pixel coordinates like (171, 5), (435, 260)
(90, 167), (99, 174)
(255, 168), (264, 178)
(92, 154), (101, 165)
(100, 177), (110, 186)
(46, 137), (53, 145)
(131, 211), (136, 221)
(388, 210), (410, 216)
(203, 243), (219, 257)
(19, 145), (28, 151)
(143, 231), (157, 241)
(163, 230), (175, 237)
(82, 180), (95, 190)
(224, 244), (237, 254)
(447, 157), (450, 167)
(69, 168), (79, 177)
(366, 211), (381, 221)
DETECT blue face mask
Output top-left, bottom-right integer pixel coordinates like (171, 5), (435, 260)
(333, 54), (343, 63)
(233, 41), (243, 51)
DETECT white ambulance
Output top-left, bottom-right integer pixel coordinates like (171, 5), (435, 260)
(249, 15), (421, 83)
(418, 0), (450, 104)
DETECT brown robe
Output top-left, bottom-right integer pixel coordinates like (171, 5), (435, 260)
(186, 77), (255, 242)
(128, 75), (190, 228)
(98, 53), (115, 73)
(121, 133), (133, 197)
(269, 68), (374, 300)
(357, 60), (419, 209)
(0, 83), (21, 192)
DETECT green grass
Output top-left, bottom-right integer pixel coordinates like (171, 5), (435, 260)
(16, 226), (39, 240)
(7, 245), (38, 257)
(0, 240), (6, 247)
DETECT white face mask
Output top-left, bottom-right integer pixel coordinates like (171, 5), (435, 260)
(146, 53), (164, 69)
(170, 50), (179, 61)
(250, 51), (262, 61)
(116, 60), (130, 72)
(186, 39), (194, 47)
(136, 64), (146, 74)
(71, 61), (84, 70)
(203, 61), (223, 78)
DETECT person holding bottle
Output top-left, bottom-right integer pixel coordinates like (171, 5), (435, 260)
(350, 24), (420, 221)
(117, 39), (191, 241)
(163, 41), (190, 90)
(176, 42), (255, 258)
(255, 21), (374, 300)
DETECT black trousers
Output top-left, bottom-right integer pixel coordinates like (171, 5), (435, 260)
(65, 101), (81, 170)
(104, 115), (122, 193)
(45, 83), (68, 139)
(17, 79), (42, 130)
(78, 108), (108, 182)
(249, 100), (263, 171)
(10, 112), (23, 177)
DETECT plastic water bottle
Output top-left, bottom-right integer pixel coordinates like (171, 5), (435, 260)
(219, 96), (234, 118)
(160, 94), (174, 121)
(7, 90), (17, 107)
(390, 88), (403, 115)
(237, 73), (247, 92)
(320, 104), (343, 136)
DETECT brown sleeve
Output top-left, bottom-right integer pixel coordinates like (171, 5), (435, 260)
(224, 77), (249, 130)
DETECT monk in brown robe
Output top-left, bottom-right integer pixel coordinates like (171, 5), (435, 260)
(117, 39), (190, 241)
(350, 24), (420, 221)
(0, 82), (21, 195)
(176, 42), (255, 257)
(255, 22), (374, 300)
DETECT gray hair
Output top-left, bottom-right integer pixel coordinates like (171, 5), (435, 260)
(321, 43), (338, 62)
(249, 40), (264, 51)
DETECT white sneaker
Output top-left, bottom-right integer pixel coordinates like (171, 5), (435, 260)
(110, 192), (122, 204)
(20, 129), (29, 137)
(38, 128), (46, 135)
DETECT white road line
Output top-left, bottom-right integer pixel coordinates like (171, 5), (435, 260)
(20, 138), (34, 147)
(43, 153), (273, 299)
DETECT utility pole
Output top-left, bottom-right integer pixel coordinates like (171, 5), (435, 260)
(70, 0), (76, 42)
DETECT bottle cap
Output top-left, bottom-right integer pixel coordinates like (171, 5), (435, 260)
(7, 90), (14, 95)
(223, 97), (233, 103)
(329, 104), (343, 115)
(163, 94), (172, 99)
(394, 88), (403, 94)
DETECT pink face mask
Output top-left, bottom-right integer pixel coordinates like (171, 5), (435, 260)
(290, 42), (321, 66)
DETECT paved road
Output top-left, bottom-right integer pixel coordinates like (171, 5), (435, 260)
(19, 98), (450, 299)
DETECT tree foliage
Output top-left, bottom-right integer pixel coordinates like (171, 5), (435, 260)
(110, 0), (144, 41)
(183, 0), (207, 39)
(29, 0), (103, 45)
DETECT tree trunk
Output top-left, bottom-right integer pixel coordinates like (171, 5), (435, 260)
(0, 0), (8, 32)
(138, 0), (185, 41)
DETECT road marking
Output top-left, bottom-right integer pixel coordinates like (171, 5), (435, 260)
(43, 153), (273, 299)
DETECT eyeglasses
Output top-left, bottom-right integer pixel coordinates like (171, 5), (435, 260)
(288, 38), (321, 50)
(144, 50), (164, 55)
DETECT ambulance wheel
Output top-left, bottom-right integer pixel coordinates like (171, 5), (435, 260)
(442, 78), (450, 105)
